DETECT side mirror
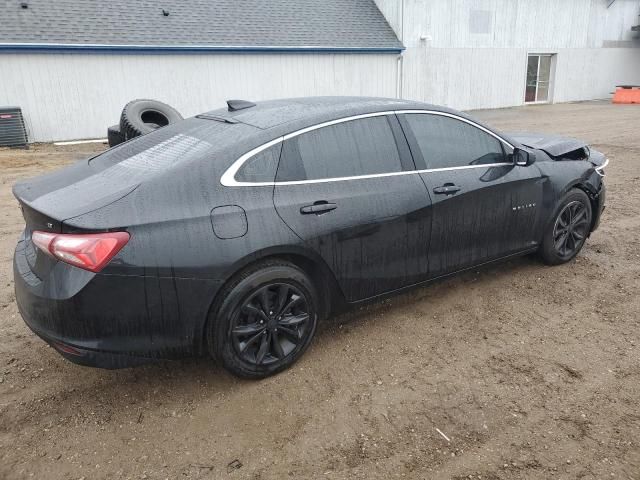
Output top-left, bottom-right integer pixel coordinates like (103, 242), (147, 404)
(513, 148), (535, 166)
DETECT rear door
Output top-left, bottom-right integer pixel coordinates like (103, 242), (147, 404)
(398, 112), (543, 277)
(273, 114), (433, 302)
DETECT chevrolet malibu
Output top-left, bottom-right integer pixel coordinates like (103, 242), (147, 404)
(13, 97), (607, 378)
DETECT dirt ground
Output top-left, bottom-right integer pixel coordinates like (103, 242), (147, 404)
(0, 101), (639, 480)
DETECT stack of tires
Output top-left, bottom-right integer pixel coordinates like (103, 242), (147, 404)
(107, 99), (183, 147)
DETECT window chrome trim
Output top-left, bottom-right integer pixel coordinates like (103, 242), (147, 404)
(220, 110), (515, 187)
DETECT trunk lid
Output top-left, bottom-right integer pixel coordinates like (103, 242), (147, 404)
(13, 118), (222, 277)
(12, 117), (224, 229)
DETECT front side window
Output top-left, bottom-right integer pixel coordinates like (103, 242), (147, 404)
(276, 116), (403, 182)
(404, 114), (505, 169)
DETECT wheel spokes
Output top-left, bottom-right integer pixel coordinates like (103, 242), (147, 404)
(232, 323), (264, 337)
(566, 231), (576, 251)
(558, 215), (569, 229)
(279, 313), (309, 327)
(256, 331), (270, 364)
(241, 304), (269, 322)
(258, 288), (272, 316)
(277, 325), (301, 343)
(271, 331), (286, 359)
(572, 208), (586, 225)
(554, 226), (567, 241)
(231, 283), (311, 366)
(238, 330), (264, 353)
(275, 285), (290, 316)
(280, 295), (303, 317)
(555, 232), (568, 254)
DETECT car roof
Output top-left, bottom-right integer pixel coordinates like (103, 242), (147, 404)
(201, 96), (454, 132)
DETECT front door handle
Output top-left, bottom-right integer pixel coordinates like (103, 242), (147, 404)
(433, 184), (461, 195)
(300, 201), (337, 215)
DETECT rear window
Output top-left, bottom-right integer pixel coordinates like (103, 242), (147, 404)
(89, 118), (257, 175)
(92, 119), (206, 168)
(276, 116), (402, 182)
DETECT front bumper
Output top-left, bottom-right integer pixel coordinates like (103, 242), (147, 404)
(591, 181), (606, 232)
(14, 238), (222, 369)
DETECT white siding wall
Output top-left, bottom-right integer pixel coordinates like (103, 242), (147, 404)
(376, 0), (640, 110)
(2, 0), (640, 141)
(0, 53), (398, 142)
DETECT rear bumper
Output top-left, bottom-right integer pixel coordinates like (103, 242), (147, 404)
(14, 239), (222, 369)
(19, 314), (154, 369)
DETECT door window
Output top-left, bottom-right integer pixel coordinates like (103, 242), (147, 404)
(404, 114), (505, 169)
(276, 116), (403, 182)
(525, 54), (553, 103)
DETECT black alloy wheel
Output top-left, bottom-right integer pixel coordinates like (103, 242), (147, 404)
(553, 200), (589, 258)
(208, 260), (318, 378)
(230, 283), (311, 366)
(539, 188), (592, 265)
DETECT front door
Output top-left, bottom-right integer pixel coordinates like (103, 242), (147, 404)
(399, 112), (543, 278)
(525, 54), (553, 103)
(273, 115), (433, 302)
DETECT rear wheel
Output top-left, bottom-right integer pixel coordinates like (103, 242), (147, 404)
(539, 188), (592, 265)
(208, 261), (318, 379)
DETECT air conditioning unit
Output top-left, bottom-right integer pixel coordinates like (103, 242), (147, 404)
(0, 107), (28, 147)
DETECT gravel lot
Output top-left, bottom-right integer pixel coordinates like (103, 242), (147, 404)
(0, 101), (638, 480)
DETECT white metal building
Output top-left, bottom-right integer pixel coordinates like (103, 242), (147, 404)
(376, 0), (640, 110)
(1, 0), (639, 142)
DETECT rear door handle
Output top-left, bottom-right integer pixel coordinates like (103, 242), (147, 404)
(300, 201), (337, 215)
(433, 184), (461, 195)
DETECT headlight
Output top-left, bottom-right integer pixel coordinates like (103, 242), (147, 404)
(595, 158), (609, 177)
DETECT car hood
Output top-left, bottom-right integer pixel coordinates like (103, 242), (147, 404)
(508, 132), (588, 157)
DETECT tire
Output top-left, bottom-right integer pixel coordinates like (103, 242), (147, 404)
(539, 188), (592, 265)
(207, 260), (319, 379)
(119, 99), (183, 140)
(107, 124), (125, 147)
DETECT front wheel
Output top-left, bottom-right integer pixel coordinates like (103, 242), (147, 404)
(208, 261), (318, 379)
(539, 188), (592, 265)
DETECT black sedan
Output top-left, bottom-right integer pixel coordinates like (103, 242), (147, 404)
(13, 97), (607, 378)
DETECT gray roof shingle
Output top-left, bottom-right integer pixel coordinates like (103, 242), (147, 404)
(0, 0), (403, 51)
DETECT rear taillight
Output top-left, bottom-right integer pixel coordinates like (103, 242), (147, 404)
(31, 231), (130, 272)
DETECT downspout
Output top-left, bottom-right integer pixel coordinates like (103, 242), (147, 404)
(396, 55), (403, 99)
(396, 0), (405, 99)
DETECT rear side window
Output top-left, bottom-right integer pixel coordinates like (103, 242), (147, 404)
(276, 116), (403, 182)
(235, 143), (282, 183)
(404, 114), (505, 169)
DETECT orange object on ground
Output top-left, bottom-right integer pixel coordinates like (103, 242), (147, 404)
(613, 85), (640, 104)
